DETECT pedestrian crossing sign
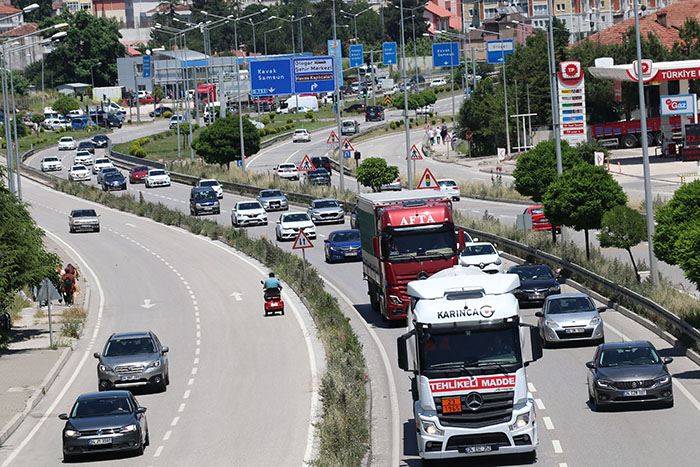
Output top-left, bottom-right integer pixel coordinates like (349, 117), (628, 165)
(292, 230), (314, 249)
(409, 144), (423, 160)
(417, 168), (439, 190)
(299, 154), (316, 172)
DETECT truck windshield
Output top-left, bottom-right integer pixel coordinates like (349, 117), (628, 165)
(381, 224), (456, 261)
(419, 325), (521, 376)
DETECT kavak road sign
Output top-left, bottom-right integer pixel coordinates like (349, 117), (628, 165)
(292, 230), (314, 249)
(299, 154), (316, 172)
(342, 138), (354, 151)
(326, 130), (339, 144)
(417, 168), (439, 189)
(293, 56), (335, 93)
(250, 58), (294, 96)
(409, 144), (423, 160)
(432, 42), (460, 68)
(382, 41), (397, 65)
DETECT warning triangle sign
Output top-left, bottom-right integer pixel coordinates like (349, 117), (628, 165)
(417, 168), (439, 190)
(342, 138), (354, 151)
(326, 130), (339, 144)
(409, 144), (423, 160)
(299, 154), (316, 172)
(292, 230), (314, 249)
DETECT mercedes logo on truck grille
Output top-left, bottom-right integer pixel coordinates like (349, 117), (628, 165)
(417, 271), (429, 280)
(465, 392), (483, 410)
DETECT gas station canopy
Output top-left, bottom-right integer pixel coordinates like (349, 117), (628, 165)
(589, 58), (700, 82)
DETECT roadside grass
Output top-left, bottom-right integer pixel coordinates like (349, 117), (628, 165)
(52, 179), (369, 466)
(17, 127), (105, 153)
(60, 306), (87, 339)
(8, 292), (31, 322)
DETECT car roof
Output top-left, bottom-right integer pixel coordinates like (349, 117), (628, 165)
(330, 229), (359, 236)
(192, 186), (214, 192)
(237, 200), (262, 206)
(598, 340), (653, 350)
(283, 211), (308, 216)
(109, 331), (153, 339)
(199, 178), (218, 183)
(545, 292), (590, 301)
(77, 390), (133, 401)
(312, 198), (337, 203)
(464, 242), (494, 247)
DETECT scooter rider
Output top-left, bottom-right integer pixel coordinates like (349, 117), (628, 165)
(263, 272), (282, 300)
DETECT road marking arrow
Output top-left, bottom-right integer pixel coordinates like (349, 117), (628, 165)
(140, 299), (156, 309)
(230, 292), (243, 301)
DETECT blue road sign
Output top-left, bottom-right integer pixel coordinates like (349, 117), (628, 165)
(432, 42), (460, 68)
(486, 39), (515, 65)
(293, 56), (336, 93)
(343, 149), (352, 159)
(250, 58), (294, 97)
(349, 44), (364, 68)
(181, 58), (209, 69)
(383, 42), (397, 65)
(327, 40), (343, 89)
(142, 55), (152, 78)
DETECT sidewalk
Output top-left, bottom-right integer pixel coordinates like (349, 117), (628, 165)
(0, 237), (87, 446)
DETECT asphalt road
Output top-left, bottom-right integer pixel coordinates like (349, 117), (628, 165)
(22, 139), (700, 466)
(0, 176), (322, 466)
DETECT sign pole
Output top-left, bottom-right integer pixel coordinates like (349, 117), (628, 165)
(44, 278), (53, 348)
(331, 2), (345, 192)
(370, 50), (376, 107)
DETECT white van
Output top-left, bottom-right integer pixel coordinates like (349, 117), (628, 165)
(277, 95), (319, 114)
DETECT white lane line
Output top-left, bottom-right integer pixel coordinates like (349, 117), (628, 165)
(188, 378), (194, 386)
(183, 390), (191, 400)
(2, 231), (106, 467)
(284, 149), (301, 164)
(321, 278), (401, 467)
(191, 367), (198, 375)
(535, 398), (546, 410)
(543, 416), (554, 430)
(603, 322), (632, 341)
(178, 403), (186, 413)
(153, 446), (164, 458)
(528, 382), (536, 393)
(162, 430), (172, 441)
(196, 331), (201, 338)
(552, 440), (563, 454)
(195, 348), (200, 355)
(193, 358), (199, 365)
(559, 463), (569, 467)
(170, 417), (180, 427)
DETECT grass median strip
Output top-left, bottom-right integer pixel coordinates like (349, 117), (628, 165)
(52, 179), (369, 466)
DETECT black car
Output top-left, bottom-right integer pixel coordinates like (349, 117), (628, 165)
(343, 103), (365, 113)
(91, 134), (111, 148)
(92, 112), (123, 129)
(365, 105), (384, 122)
(586, 341), (673, 411)
(78, 141), (96, 154)
(149, 106), (173, 118)
(305, 168), (331, 186)
(59, 390), (149, 462)
(508, 263), (561, 306)
(189, 187), (220, 216)
(101, 172), (127, 191)
(311, 156), (332, 173)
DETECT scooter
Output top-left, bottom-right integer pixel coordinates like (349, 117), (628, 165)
(261, 282), (285, 316)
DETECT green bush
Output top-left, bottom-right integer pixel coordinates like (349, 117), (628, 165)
(163, 111), (172, 118)
(268, 112), (276, 122)
(261, 115), (270, 125)
(305, 110), (313, 119)
(286, 118), (293, 124)
(389, 121), (397, 130)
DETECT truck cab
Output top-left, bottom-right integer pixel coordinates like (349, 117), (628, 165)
(397, 270), (541, 461)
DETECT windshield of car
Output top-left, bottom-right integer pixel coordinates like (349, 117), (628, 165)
(59, 138), (72, 142)
(419, 325), (522, 374)
(310, 169), (329, 176)
(260, 190), (282, 198)
(95, 159), (109, 165)
(133, 166), (148, 173)
(294, 130), (307, 135)
(193, 189), (216, 200)
(78, 142), (93, 147)
(104, 337), (156, 356)
(462, 244), (496, 256)
(71, 397), (133, 418)
(331, 231), (360, 242)
(101, 167), (118, 174)
(239, 202), (262, 210)
(283, 213), (309, 222)
(94, 135), (107, 140)
(72, 209), (97, 217)
(530, 207), (544, 215)
(381, 224), (456, 260)
(43, 157), (59, 162)
(104, 173), (122, 180)
(149, 170), (166, 176)
(439, 180), (457, 187)
(547, 296), (595, 314)
(599, 346), (661, 367)
(71, 165), (86, 171)
(76, 151), (91, 157)
(313, 200), (338, 209)
(279, 164), (296, 170)
(199, 180), (218, 187)
(513, 266), (553, 281)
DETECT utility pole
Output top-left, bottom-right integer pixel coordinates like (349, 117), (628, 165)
(399, 0), (412, 188)
(332, 0), (344, 191)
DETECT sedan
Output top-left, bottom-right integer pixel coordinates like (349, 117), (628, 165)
(92, 157), (114, 174)
(536, 293), (605, 347)
(304, 168), (331, 186)
(231, 200), (268, 227)
(308, 198), (344, 224)
(508, 263), (561, 307)
(78, 141), (96, 154)
(129, 165), (149, 184)
(438, 178), (460, 201)
(59, 390), (149, 462)
(68, 164), (91, 182)
(149, 106), (173, 118)
(58, 136), (77, 150)
(525, 205), (561, 233)
(459, 242), (504, 273)
(276, 163), (299, 181)
(257, 189), (288, 211)
(40, 156), (62, 172)
(97, 166), (120, 185)
(324, 229), (361, 263)
(144, 169), (171, 188)
(276, 212), (316, 241)
(586, 341), (673, 411)
(74, 150), (94, 166)
(91, 134), (111, 148)
(69, 209), (100, 233)
(101, 172), (127, 191)
(197, 178), (223, 198)
(292, 129), (311, 143)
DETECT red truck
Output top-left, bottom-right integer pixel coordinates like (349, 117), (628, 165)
(356, 190), (465, 321)
(589, 115), (692, 149)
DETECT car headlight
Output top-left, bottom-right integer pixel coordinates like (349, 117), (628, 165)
(509, 412), (530, 430)
(120, 424), (137, 433)
(654, 375), (670, 385)
(596, 379), (612, 388)
(545, 320), (558, 328)
(420, 420), (443, 436)
(590, 317), (602, 325)
(64, 429), (81, 438)
(148, 360), (161, 368)
(548, 286), (561, 292)
(99, 364), (112, 372)
(494, 258), (502, 265)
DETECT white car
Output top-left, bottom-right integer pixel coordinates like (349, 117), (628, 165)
(40, 156), (62, 172)
(438, 178), (461, 201)
(68, 164), (91, 182)
(197, 179), (223, 198)
(74, 150), (94, 166)
(58, 137), (77, 151)
(92, 157), (114, 174)
(231, 200), (268, 227)
(42, 118), (69, 131)
(430, 78), (448, 87)
(292, 129), (311, 143)
(276, 163), (299, 181)
(416, 104), (434, 115)
(145, 169), (171, 188)
(275, 212), (316, 241)
(249, 119), (265, 130)
(459, 242), (505, 274)
(380, 177), (402, 192)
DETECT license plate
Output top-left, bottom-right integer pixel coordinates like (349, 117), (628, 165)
(442, 397), (462, 414)
(345, 251), (358, 256)
(623, 389), (647, 397)
(532, 293), (542, 298)
(123, 375), (138, 381)
(89, 438), (112, 446)
(462, 445), (493, 454)
(565, 328), (585, 334)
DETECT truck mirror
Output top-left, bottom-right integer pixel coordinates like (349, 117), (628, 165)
(529, 325), (543, 363)
(372, 237), (380, 257)
(397, 330), (415, 372)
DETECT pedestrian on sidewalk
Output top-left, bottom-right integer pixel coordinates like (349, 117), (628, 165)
(440, 125), (448, 144)
(428, 128), (435, 145)
(61, 265), (77, 306)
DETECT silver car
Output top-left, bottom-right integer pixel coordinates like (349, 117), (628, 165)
(69, 209), (100, 233)
(94, 331), (170, 392)
(536, 293), (605, 347)
(307, 198), (345, 224)
(256, 189), (289, 211)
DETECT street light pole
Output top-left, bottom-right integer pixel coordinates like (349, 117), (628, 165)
(546, 0), (562, 174)
(263, 27), (281, 55)
(399, 0), (412, 187)
(332, 0), (345, 191)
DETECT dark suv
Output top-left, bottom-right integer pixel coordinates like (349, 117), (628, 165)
(305, 168), (331, 186)
(77, 141), (95, 154)
(311, 156), (332, 173)
(189, 187), (220, 216)
(365, 105), (384, 122)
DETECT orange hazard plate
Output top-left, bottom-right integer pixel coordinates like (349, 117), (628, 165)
(442, 397), (462, 414)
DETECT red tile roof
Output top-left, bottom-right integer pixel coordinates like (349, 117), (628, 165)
(584, 0), (700, 50)
(425, 1), (452, 17)
(126, 47), (142, 56)
(0, 4), (20, 15)
(0, 22), (38, 37)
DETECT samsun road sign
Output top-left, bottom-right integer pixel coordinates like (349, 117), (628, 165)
(417, 168), (439, 189)
(432, 42), (460, 68)
(299, 154), (316, 172)
(250, 58), (293, 97)
(326, 130), (339, 144)
(292, 230), (314, 249)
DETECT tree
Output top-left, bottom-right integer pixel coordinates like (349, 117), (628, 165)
(52, 95), (80, 115)
(356, 157), (399, 192)
(598, 205), (647, 282)
(543, 164), (627, 259)
(152, 85), (164, 101)
(192, 116), (260, 167)
(9, 71), (29, 96)
(383, 0), (427, 43)
(512, 140), (583, 202)
(653, 180), (700, 288)
(11, 1), (54, 22)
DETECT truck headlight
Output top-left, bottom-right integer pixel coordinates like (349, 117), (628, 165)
(509, 412), (530, 430)
(389, 295), (403, 305)
(420, 420), (443, 436)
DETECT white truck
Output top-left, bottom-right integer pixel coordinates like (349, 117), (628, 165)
(397, 268), (541, 461)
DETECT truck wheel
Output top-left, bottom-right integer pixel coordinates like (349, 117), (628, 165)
(620, 134), (637, 149)
(369, 283), (380, 312)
